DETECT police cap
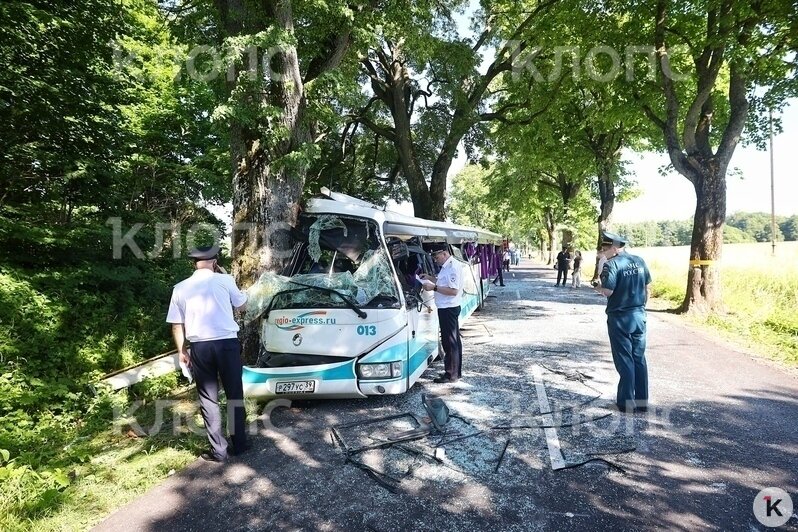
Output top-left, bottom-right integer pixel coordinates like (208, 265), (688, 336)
(188, 245), (219, 261)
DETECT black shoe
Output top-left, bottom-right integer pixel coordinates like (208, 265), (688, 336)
(200, 451), (226, 462)
(433, 376), (458, 384)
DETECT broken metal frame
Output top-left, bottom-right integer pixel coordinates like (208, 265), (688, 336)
(331, 412), (432, 456)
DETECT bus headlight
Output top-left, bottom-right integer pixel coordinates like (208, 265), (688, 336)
(358, 362), (403, 379)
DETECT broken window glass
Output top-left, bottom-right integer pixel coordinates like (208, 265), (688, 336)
(245, 214), (400, 323)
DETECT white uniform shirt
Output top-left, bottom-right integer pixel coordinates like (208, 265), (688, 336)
(166, 269), (248, 342)
(434, 256), (463, 309)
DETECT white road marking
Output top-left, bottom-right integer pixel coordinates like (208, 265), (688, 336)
(533, 365), (566, 470)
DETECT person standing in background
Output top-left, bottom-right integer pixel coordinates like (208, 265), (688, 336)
(571, 250), (582, 288)
(491, 245), (505, 286)
(555, 246), (571, 286)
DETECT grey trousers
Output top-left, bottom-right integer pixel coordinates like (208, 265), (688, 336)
(190, 338), (247, 460)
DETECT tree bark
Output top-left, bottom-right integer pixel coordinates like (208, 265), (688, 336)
(682, 163), (726, 312)
(218, 0), (355, 360)
(544, 208), (556, 264)
(593, 158), (615, 281)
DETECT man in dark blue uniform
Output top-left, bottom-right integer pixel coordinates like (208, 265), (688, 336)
(595, 232), (652, 413)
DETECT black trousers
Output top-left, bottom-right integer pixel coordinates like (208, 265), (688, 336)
(492, 266), (504, 286)
(556, 267), (569, 285)
(190, 338), (247, 460)
(438, 306), (462, 380)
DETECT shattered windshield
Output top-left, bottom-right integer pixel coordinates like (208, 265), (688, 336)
(246, 215), (400, 319)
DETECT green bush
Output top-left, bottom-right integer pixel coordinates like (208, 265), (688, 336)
(0, 207), (215, 525)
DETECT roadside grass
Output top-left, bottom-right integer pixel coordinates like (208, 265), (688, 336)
(582, 241), (798, 367)
(0, 386), (214, 532)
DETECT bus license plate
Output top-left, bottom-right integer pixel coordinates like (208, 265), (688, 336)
(275, 380), (315, 394)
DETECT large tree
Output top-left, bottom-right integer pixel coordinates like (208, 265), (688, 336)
(205, 2), (365, 279)
(619, 0), (796, 311)
(352, 0), (557, 220)
(0, 0), (127, 218)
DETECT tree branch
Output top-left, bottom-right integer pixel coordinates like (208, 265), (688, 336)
(304, 32), (353, 83)
(348, 115), (397, 143)
(716, 60), (747, 164)
(654, 0), (686, 163)
(480, 77), (562, 125)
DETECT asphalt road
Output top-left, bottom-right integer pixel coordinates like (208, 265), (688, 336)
(94, 261), (798, 532)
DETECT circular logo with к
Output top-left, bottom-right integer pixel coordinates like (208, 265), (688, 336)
(753, 487), (793, 528)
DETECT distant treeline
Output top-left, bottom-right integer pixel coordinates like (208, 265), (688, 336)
(615, 212), (798, 247)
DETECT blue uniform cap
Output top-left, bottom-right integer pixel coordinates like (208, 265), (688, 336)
(601, 231), (628, 247)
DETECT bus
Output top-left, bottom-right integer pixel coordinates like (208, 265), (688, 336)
(242, 188), (502, 399)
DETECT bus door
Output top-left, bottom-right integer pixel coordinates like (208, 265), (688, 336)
(390, 238), (439, 385)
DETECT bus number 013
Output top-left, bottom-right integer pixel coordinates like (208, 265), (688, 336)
(357, 325), (377, 336)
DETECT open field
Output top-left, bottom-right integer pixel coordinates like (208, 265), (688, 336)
(579, 241), (798, 367)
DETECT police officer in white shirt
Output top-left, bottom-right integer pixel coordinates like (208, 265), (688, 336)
(166, 246), (248, 462)
(420, 243), (463, 383)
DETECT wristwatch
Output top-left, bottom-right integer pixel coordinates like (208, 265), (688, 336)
(433, 285), (438, 292)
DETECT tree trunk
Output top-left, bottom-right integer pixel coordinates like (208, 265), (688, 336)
(682, 166), (725, 312)
(544, 209), (556, 264)
(593, 159), (615, 281)
(227, 1), (310, 362)
(426, 115), (471, 221)
(232, 157), (304, 361)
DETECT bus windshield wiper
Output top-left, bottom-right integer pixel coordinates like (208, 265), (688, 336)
(288, 280), (368, 319)
(258, 287), (308, 321)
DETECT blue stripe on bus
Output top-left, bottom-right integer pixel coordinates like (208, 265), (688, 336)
(242, 360), (355, 383)
(243, 334), (440, 386)
(408, 339), (438, 374)
(460, 293), (479, 320)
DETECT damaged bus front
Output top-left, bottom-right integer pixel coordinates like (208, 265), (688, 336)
(243, 212), (429, 399)
(242, 191), (501, 400)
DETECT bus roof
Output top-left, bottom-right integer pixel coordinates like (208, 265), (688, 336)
(306, 189), (502, 245)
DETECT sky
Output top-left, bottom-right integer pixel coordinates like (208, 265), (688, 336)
(612, 100), (798, 223)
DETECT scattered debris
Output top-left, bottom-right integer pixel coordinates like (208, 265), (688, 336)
(331, 396), (454, 491)
(494, 439), (511, 473)
(491, 412), (612, 430)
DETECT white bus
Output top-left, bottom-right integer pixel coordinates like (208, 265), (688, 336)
(242, 189), (502, 399)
